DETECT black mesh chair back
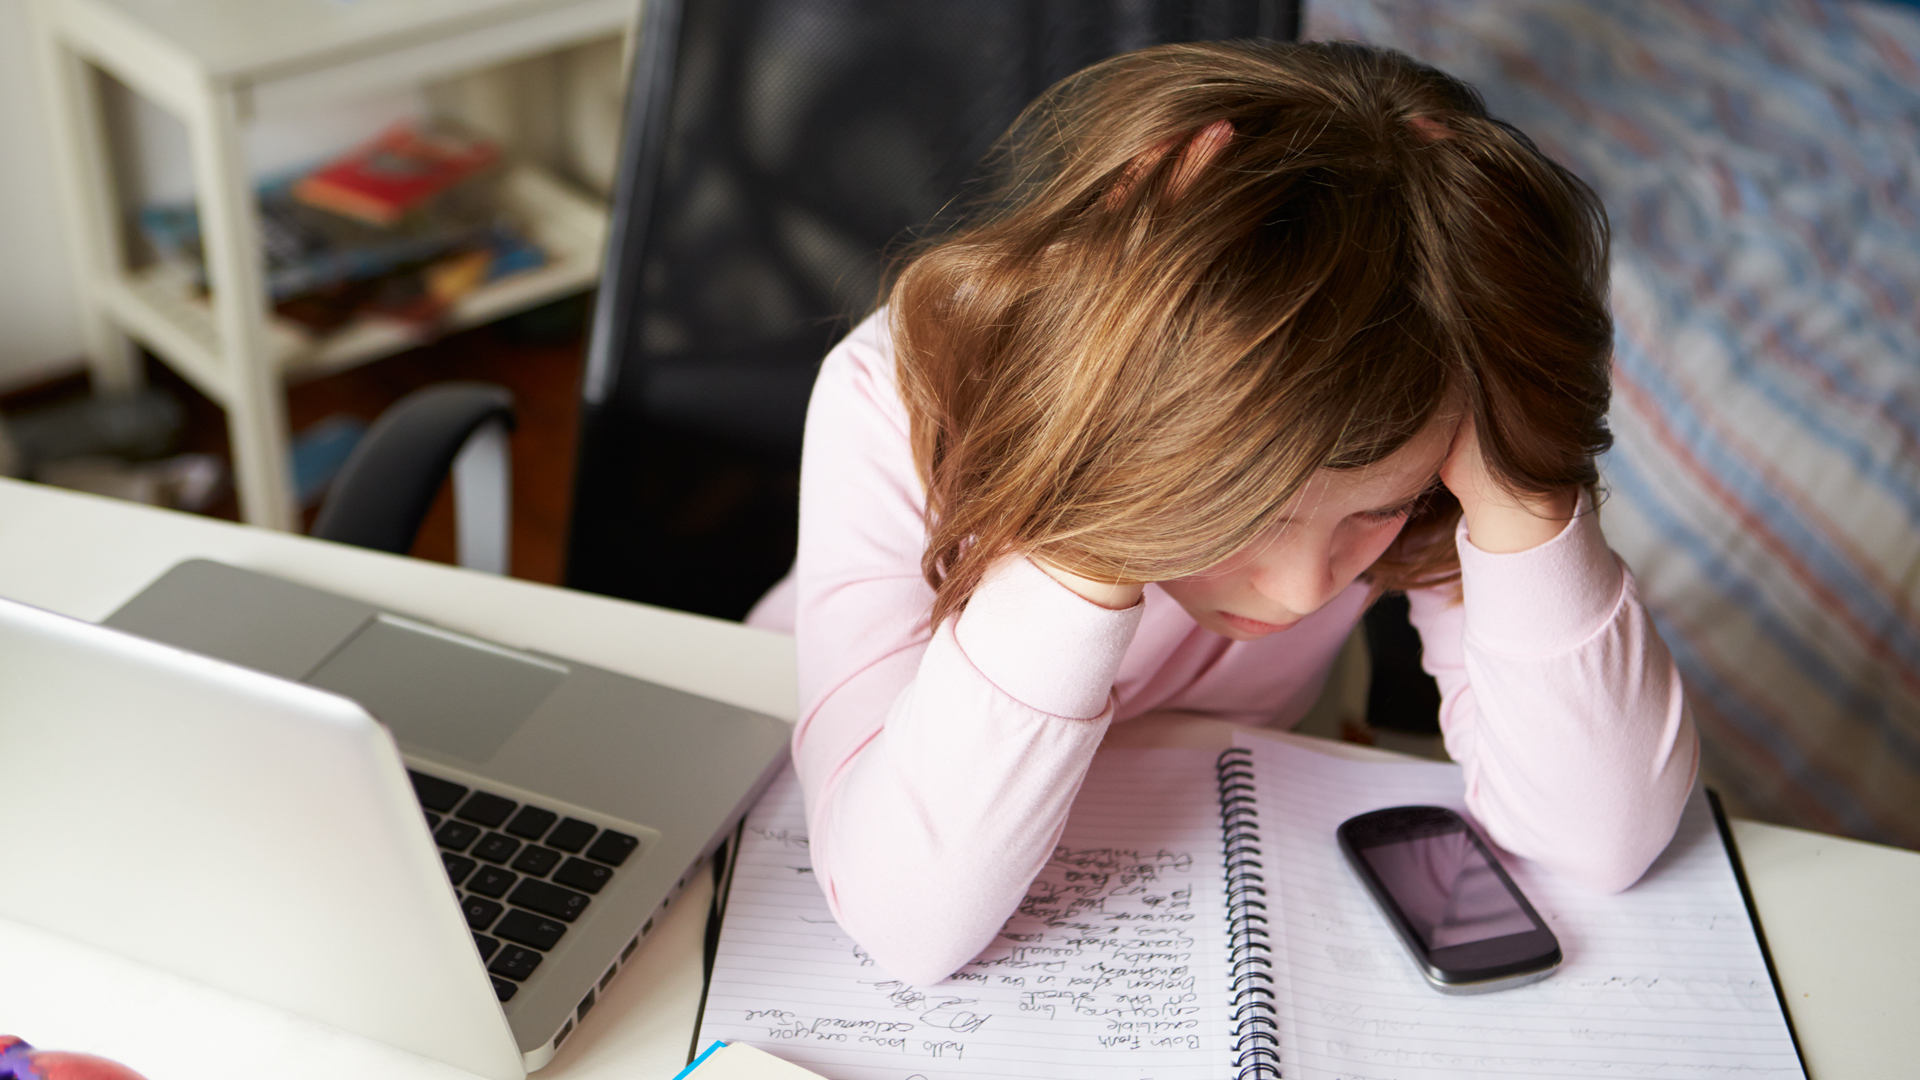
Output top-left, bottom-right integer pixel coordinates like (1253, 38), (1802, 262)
(568, 0), (1302, 619)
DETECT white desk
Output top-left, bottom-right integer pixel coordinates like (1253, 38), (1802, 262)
(0, 478), (1913, 1080)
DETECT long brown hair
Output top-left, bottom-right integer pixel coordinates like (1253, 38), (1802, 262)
(892, 41), (1613, 628)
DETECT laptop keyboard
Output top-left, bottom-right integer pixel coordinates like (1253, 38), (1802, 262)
(408, 770), (640, 1003)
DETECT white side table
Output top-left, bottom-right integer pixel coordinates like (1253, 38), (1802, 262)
(29, 0), (637, 529)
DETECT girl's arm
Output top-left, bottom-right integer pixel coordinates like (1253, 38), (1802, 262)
(1406, 500), (1700, 891)
(787, 313), (1142, 984)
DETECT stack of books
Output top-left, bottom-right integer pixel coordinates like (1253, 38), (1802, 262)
(139, 122), (547, 334)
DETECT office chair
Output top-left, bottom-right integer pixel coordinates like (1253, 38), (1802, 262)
(568, 0), (1303, 620)
(311, 382), (516, 575)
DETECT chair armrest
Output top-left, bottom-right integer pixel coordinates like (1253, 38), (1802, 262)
(312, 383), (516, 572)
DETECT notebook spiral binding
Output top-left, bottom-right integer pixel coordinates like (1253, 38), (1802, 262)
(1217, 747), (1278, 1079)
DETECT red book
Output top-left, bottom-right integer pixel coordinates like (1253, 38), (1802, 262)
(294, 123), (499, 227)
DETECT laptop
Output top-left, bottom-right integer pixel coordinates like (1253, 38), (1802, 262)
(0, 559), (790, 1079)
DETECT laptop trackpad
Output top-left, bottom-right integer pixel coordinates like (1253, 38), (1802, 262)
(305, 614), (566, 763)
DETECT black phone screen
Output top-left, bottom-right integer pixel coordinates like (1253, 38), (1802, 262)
(1358, 828), (1541, 949)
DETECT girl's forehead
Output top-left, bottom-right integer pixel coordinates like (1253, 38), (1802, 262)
(1288, 412), (1458, 513)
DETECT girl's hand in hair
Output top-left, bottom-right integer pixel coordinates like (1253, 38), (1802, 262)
(1440, 415), (1578, 555)
(1032, 557), (1146, 611)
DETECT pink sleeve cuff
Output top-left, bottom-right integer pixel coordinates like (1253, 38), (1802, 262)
(1459, 493), (1626, 658)
(952, 556), (1143, 719)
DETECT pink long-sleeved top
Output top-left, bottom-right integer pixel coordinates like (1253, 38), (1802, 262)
(753, 310), (1700, 987)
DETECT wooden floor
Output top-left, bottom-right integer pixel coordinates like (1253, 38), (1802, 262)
(7, 297), (589, 586)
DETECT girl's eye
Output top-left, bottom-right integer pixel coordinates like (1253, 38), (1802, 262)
(1358, 482), (1441, 522)
(1360, 503), (1416, 522)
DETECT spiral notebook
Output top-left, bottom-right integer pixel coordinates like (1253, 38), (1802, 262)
(695, 737), (1807, 1079)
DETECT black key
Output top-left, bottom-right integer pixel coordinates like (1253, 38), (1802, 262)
(425, 812), (442, 829)
(462, 895), (504, 931)
(545, 818), (596, 852)
(585, 830), (639, 867)
(469, 865), (517, 899)
(472, 832), (522, 864)
(553, 857), (613, 895)
(505, 806), (558, 840)
(511, 845), (563, 877)
(509, 879), (591, 922)
(473, 933), (501, 961)
(489, 942), (543, 980)
(495, 910), (566, 951)
(490, 976), (518, 1002)
(441, 852), (476, 886)
(456, 792), (517, 829)
(435, 820), (481, 852)
(409, 771), (468, 813)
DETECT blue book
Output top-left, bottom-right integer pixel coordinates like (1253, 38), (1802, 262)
(675, 1040), (826, 1079)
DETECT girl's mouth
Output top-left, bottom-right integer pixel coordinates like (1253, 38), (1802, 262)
(1219, 612), (1297, 636)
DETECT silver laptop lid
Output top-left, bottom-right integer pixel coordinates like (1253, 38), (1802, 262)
(99, 558), (793, 1065)
(0, 596), (525, 1080)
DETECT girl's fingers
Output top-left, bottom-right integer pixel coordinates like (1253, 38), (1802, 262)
(1168, 120), (1234, 199)
(1442, 414), (1578, 553)
(1105, 120), (1234, 209)
(1438, 413), (1490, 511)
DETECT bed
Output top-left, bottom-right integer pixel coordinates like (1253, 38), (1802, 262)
(1308, 0), (1920, 847)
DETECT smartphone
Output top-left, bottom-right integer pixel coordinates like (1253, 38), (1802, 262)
(1337, 805), (1561, 994)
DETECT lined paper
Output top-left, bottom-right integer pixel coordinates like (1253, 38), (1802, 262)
(699, 749), (1234, 1079)
(1241, 736), (1805, 1079)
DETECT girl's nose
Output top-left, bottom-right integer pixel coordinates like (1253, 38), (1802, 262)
(1248, 532), (1344, 618)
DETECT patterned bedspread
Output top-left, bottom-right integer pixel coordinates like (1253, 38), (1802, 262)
(1308, 0), (1920, 846)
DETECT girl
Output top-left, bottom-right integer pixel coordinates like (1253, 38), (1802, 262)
(749, 40), (1699, 986)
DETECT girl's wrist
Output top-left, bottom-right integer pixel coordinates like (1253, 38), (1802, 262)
(1459, 488), (1577, 554)
(1030, 556), (1146, 611)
